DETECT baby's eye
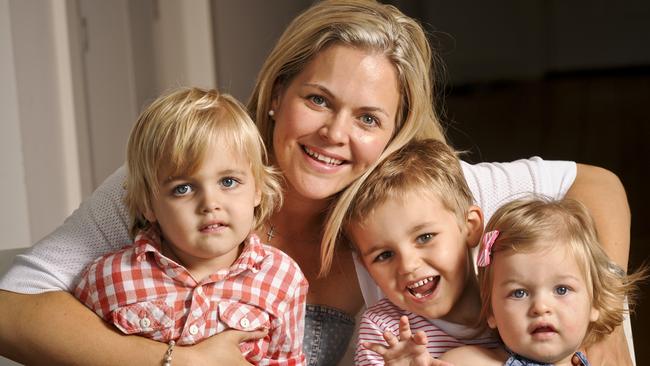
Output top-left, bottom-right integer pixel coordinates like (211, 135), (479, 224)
(415, 233), (434, 245)
(172, 184), (193, 196)
(555, 286), (570, 296)
(374, 251), (393, 263)
(511, 289), (528, 299)
(220, 177), (239, 189)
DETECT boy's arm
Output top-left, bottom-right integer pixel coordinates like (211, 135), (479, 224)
(355, 311), (390, 365)
(0, 290), (262, 365)
(565, 164), (632, 366)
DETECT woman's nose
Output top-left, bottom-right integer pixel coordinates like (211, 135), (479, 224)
(319, 113), (349, 145)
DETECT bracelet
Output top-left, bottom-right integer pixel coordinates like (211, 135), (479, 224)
(162, 340), (175, 366)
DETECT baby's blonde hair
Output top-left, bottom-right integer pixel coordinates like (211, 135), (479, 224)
(342, 139), (474, 252)
(125, 87), (282, 237)
(478, 197), (645, 346)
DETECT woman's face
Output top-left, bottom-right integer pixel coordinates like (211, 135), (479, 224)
(271, 44), (400, 201)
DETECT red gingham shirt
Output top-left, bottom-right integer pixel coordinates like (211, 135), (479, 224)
(75, 229), (308, 365)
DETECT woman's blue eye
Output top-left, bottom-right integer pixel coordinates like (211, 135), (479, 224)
(310, 95), (326, 106)
(360, 114), (379, 126)
(555, 286), (569, 296)
(173, 184), (192, 196)
(220, 177), (239, 188)
(512, 289), (527, 298)
(375, 251), (393, 262)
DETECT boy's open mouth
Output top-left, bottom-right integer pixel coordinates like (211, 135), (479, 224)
(406, 275), (439, 299)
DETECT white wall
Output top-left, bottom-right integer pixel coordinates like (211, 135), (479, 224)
(0, 0), (215, 254)
(0, 0), (31, 251)
(0, 0), (84, 251)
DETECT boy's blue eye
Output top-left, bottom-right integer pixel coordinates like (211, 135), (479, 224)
(221, 177), (238, 188)
(512, 289), (528, 299)
(173, 184), (192, 196)
(555, 286), (569, 296)
(415, 233), (434, 245)
(374, 251), (393, 262)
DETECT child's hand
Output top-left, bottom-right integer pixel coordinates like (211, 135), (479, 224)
(361, 316), (453, 366)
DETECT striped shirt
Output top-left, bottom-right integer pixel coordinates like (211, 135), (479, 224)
(74, 229), (308, 365)
(355, 298), (499, 365)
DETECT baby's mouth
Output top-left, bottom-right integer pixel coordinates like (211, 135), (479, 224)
(406, 276), (439, 299)
(531, 324), (557, 335)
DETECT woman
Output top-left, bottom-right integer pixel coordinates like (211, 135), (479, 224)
(0, 1), (631, 365)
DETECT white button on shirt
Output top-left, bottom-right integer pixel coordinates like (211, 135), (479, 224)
(140, 317), (151, 328)
(189, 324), (199, 335)
(240, 318), (250, 328)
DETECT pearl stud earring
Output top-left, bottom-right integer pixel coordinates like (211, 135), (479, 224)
(268, 110), (275, 117)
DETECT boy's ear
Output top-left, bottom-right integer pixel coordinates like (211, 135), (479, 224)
(465, 205), (484, 249)
(143, 205), (157, 223)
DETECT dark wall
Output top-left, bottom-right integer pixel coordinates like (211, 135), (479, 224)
(391, 1), (650, 363)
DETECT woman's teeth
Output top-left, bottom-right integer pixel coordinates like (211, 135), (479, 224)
(303, 146), (343, 165)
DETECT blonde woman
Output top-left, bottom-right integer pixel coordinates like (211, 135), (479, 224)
(0, 1), (632, 365)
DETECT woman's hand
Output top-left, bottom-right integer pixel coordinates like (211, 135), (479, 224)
(178, 328), (268, 366)
(362, 316), (453, 366)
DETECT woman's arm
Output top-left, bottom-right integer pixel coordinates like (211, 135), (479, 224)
(566, 164), (630, 270)
(565, 164), (633, 366)
(0, 290), (262, 365)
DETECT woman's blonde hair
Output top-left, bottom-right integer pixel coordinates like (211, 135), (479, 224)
(342, 139), (474, 249)
(477, 197), (646, 346)
(245, 0), (449, 274)
(125, 87), (282, 237)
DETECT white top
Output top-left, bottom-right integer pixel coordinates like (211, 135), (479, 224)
(0, 158), (576, 296)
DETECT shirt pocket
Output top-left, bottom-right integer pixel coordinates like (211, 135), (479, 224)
(111, 301), (174, 340)
(217, 301), (271, 331)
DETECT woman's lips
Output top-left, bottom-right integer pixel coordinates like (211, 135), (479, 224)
(302, 145), (345, 166)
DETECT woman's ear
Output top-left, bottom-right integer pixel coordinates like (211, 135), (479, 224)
(465, 205), (484, 249)
(487, 312), (497, 329)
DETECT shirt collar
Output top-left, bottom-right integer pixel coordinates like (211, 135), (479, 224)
(132, 228), (267, 281)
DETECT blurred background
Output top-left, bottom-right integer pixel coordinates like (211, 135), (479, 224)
(1, 0), (648, 364)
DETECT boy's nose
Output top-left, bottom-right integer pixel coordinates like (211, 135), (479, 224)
(200, 191), (222, 213)
(397, 253), (419, 275)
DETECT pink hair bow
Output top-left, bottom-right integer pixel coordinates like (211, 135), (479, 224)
(477, 230), (499, 267)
